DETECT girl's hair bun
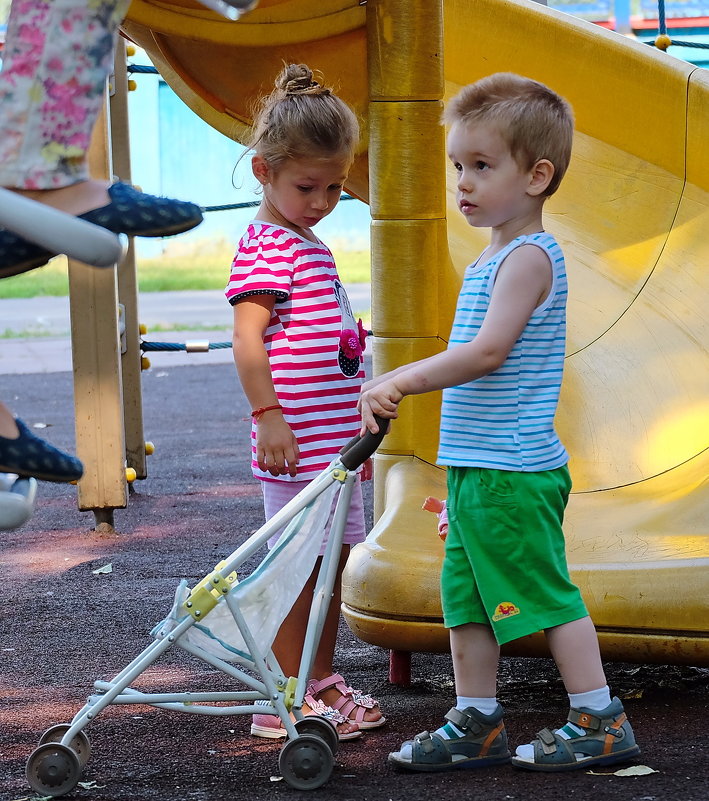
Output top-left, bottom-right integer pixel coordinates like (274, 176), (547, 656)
(279, 64), (330, 97)
(249, 62), (359, 168)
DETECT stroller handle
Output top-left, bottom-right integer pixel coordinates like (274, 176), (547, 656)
(339, 415), (388, 470)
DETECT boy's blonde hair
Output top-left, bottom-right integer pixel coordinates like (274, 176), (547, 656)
(444, 73), (573, 196)
(250, 63), (359, 169)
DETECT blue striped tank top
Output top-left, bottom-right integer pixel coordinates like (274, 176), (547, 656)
(437, 232), (569, 472)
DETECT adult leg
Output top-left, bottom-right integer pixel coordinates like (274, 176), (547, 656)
(0, 0), (202, 278)
(0, 0), (131, 190)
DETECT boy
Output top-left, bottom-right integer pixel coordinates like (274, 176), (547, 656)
(359, 73), (640, 773)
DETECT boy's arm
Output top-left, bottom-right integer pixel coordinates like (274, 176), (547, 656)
(359, 245), (552, 432)
(232, 297), (300, 476)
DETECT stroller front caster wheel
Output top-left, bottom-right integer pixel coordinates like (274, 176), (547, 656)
(279, 734), (333, 790)
(38, 724), (92, 767)
(26, 742), (81, 797)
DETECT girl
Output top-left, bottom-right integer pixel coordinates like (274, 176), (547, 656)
(226, 63), (385, 741)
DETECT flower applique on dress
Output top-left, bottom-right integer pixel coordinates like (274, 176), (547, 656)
(333, 278), (367, 377)
(338, 323), (367, 377)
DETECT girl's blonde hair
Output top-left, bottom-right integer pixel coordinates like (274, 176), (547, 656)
(444, 73), (574, 197)
(249, 64), (359, 169)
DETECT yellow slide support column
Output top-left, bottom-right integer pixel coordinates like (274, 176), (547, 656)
(342, 0), (449, 683)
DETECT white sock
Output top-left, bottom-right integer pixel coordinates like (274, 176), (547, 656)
(568, 686), (612, 711)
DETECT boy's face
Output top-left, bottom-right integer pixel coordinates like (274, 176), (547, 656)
(447, 121), (539, 230)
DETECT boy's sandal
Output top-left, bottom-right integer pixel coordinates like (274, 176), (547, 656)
(388, 705), (511, 773)
(0, 418), (83, 483)
(0, 183), (203, 279)
(250, 695), (362, 741)
(306, 673), (386, 729)
(511, 699), (641, 772)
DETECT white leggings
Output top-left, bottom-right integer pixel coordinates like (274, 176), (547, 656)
(0, 0), (131, 189)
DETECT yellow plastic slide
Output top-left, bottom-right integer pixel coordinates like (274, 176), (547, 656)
(122, 0), (709, 665)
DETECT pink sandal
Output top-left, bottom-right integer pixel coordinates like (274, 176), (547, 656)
(306, 673), (386, 730)
(250, 694), (362, 741)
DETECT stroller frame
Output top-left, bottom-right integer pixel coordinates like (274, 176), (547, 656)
(25, 421), (386, 795)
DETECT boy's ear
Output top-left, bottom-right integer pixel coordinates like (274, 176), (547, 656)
(252, 154), (270, 185)
(527, 159), (555, 196)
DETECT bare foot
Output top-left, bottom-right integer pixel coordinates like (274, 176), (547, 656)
(0, 402), (19, 440)
(10, 180), (112, 217)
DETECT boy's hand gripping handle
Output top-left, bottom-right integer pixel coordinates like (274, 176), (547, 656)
(339, 415), (388, 470)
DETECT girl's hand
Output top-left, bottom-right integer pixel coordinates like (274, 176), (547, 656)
(256, 415), (300, 477)
(358, 379), (404, 435)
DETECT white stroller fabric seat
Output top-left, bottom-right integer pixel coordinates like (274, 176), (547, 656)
(157, 482), (340, 662)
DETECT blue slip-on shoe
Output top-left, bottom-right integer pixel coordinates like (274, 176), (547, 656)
(0, 182), (204, 279)
(79, 181), (203, 237)
(0, 232), (53, 279)
(0, 418), (83, 483)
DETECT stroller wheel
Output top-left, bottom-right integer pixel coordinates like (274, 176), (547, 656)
(39, 724), (92, 767)
(279, 734), (333, 790)
(26, 742), (81, 797)
(292, 715), (339, 756)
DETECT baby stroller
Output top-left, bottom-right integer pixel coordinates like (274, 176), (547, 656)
(25, 419), (387, 795)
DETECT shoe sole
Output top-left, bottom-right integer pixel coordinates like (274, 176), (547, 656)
(119, 215), (203, 238)
(250, 723), (286, 739)
(0, 256), (51, 279)
(357, 715), (386, 730)
(511, 744), (641, 772)
(250, 723), (363, 742)
(0, 465), (82, 483)
(388, 751), (511, 773)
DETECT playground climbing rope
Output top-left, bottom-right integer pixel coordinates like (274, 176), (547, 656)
(653, 0), (709, 50)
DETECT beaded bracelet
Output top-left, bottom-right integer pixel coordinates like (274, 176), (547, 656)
(251, 404), (283, 422)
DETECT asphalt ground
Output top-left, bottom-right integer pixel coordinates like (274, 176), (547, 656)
(1, 325), (708, 801)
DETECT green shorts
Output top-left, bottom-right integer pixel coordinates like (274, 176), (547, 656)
(441, 465), (588, 646)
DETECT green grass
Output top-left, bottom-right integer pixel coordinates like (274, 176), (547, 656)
(0, 240), (371, 299)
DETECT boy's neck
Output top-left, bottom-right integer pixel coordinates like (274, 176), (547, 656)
(488, 207), (545, 253)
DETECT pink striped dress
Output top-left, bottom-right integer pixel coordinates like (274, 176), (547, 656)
(226, 222), (366, 482)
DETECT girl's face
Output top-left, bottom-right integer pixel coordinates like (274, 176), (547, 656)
(253, 154), (351, 233)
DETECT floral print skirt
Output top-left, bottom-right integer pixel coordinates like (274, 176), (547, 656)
(0, 0), (131, 189)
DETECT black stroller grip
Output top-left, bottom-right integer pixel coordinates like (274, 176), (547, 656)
(339, 415), (388, 470)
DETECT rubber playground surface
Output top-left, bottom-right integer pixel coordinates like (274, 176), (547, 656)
(1, 361), (708, 801)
